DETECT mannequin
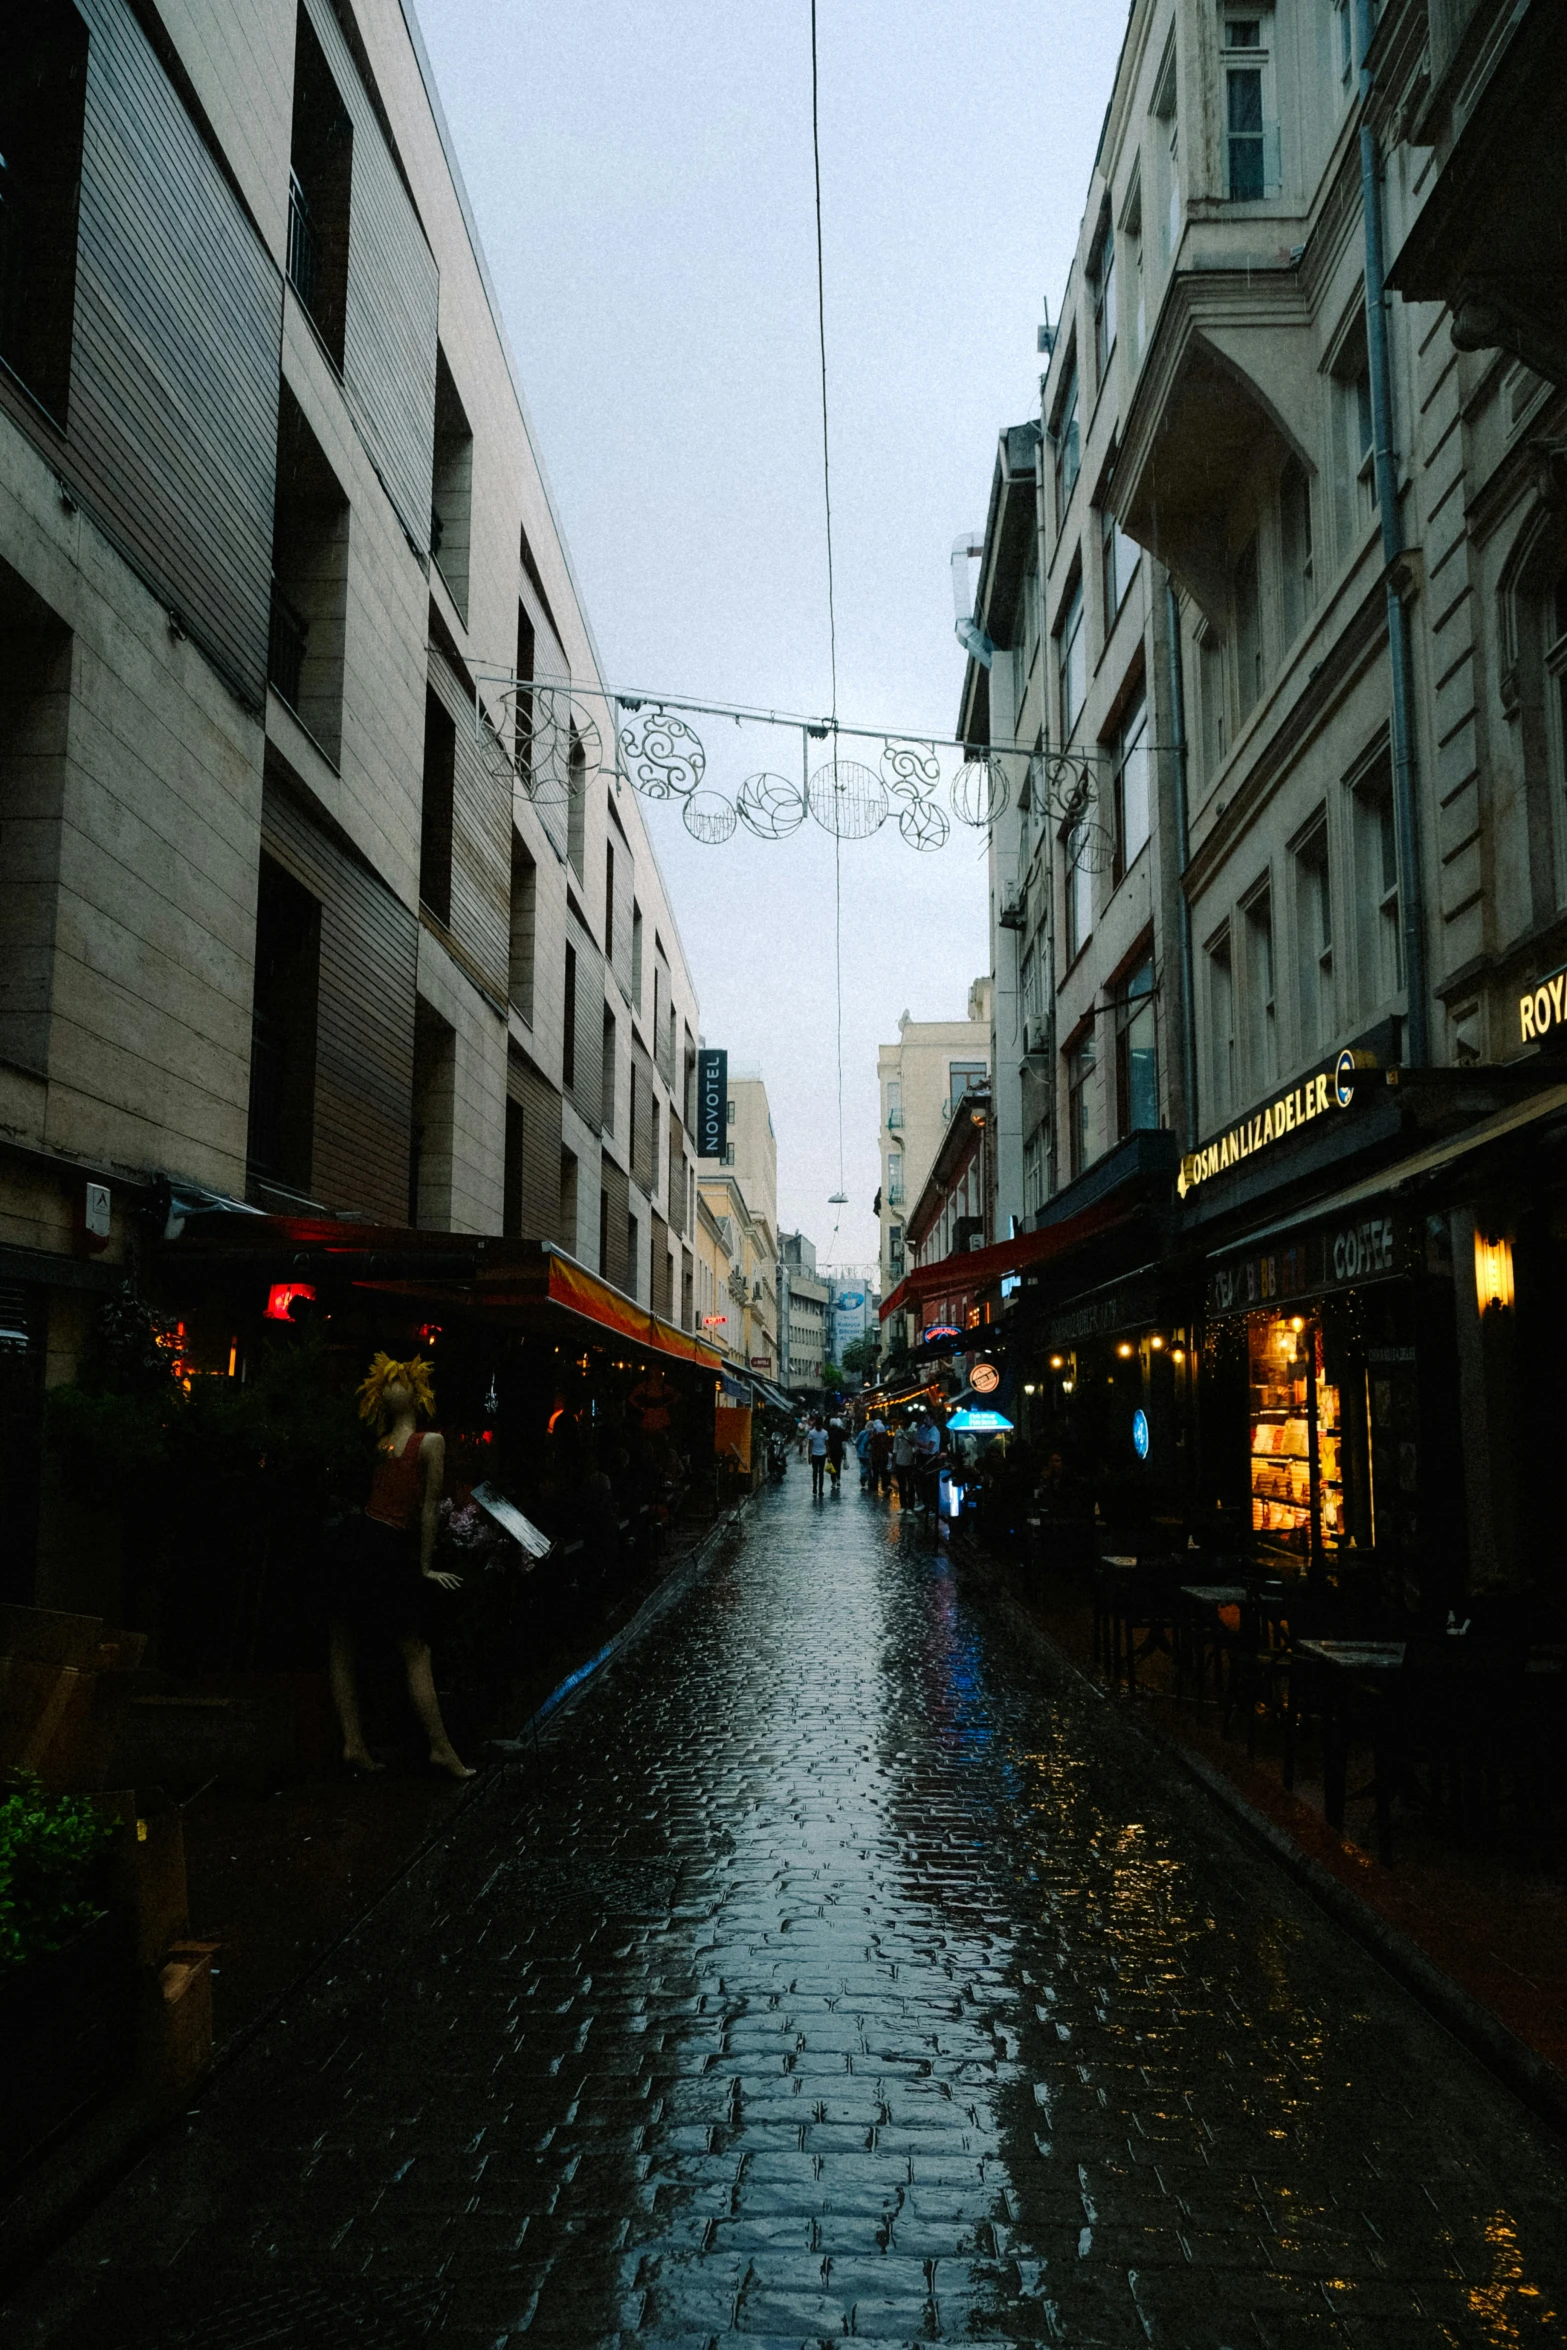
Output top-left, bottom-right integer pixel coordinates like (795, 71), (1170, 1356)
(328, 1352), (474, 1781)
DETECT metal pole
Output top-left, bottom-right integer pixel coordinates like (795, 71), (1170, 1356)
(1356, 0), (1429, 1066)
(1164, 575), (1198, 1148)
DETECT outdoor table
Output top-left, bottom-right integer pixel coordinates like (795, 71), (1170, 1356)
(1176, 1584), (1247, 1706)
(1293, 1638), (1407, 1859)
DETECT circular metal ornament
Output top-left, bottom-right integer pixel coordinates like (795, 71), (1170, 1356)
(1066, 814), (1115, 875)
(682, 789), (737, 845)
(951, 758), (1009, 828)
(1037, 750), (1097, 823)
(881, 740), (942, 801)
(899, 797), (949, 853)
(808, 759), (889, 840)
(618, 706), (706, 800)
(735, 771), (806, 840)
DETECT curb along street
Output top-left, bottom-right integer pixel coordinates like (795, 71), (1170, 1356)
(955, 1542), (1567, 2149)
(0, 1497), (752, 2307)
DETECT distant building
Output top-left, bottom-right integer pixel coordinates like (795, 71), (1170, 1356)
(697, 1067), (779, 1379)
(779, 1231), (830, 1394)
(875, 985), (991, 1308)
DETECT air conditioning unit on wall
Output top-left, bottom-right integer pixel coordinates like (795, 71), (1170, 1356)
(1023, 1016), (1049, 1060)
(998, 886), (1025, 931)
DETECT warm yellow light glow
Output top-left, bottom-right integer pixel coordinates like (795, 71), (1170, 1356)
(1150, 1333), (1164, 1350)
(1061, 1378), (1075, 1393)
(1117, 1341), (1134, 1358)
(1289, 1315), (1305, 1332)
(1023, 1382), (1037, 1395)
(1171, 1346), (1186, 1365)
(1474, 1231), (1515, 1315)
(1048, 1353), (1064, 1370)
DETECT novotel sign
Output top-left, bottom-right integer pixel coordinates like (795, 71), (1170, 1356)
(696, 1047), (728, 1159)
(1177, 1050), (1362, 1199)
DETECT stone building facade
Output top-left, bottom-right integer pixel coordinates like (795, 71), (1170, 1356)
(874, 986), (991, 1309)
(955, 0), (1567, 1601)
(0, 0), (700, 1600)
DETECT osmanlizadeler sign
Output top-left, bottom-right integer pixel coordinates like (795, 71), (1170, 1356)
(1177, 1049), (1363, 1199)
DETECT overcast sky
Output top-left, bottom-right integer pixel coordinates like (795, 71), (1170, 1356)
(415, 0), (1128, 1274)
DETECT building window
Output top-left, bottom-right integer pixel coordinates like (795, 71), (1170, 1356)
(1199, 624), (1227, 780)
(430, 346), (473, 620)
(1293, 817), (1334, 1055)
(247, 857), (320, 1191)
(1052, 356), (1080, 520)
(1100, 503), (1140, 628)
(559, 1147), (578, 1252)
(631, 899), (643, 1009)
(948, 1060), (987, 1107)
(1233, 533), (1263, 720)
(1333, 0), (1354, 96)
(1206, 926), (1236, 1122)
(509, 834), (536, 1021)
(562, 942), (577, 1091)
(1331, 323), (1378, 551)
(603, 837), (615, 958)
(601, 1006), (617, 1130)
(726, 1095), (736, 1124)
(887, 1150), (904, 1205)
(1065, 813), (1094, 964)
(1354, 756), (1401, 1010)
(1123, 173), (1146, 362)
(1243, 882), (1278, 1089)
(0, 2), (87, 425)
(287, 7), (352, 368)
(1067, 1028), (1097, 1179)
(504, 1098), (526, 1239)
(419, 689), (455, 925)
(566, 723), (587, 877)
(1115, 956), (1158, 1137)
(1223, 15), (1278, 202)
(1153, 41), (1179, 270)
(886, 1078), (902, 1128)
(1057, 573), (1086, 740)
(1111, 689), (1151, 883)
(411, 999), (456, 1229)
(514, 604), (535, 780)
(1023, 1132), (1044, 1214)
(1090, 217), (1116, 387)
(271, 385), (349, 760)
(1280, 459), (1315, 644)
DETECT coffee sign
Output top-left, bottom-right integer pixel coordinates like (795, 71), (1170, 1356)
(1207, 1203), (1410, 1319)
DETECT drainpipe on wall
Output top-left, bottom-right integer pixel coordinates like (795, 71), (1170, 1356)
(1356, 0), (1430, 1066)
(1035, 368), (1060, 1202)
(1164, 575), (1199, 1149)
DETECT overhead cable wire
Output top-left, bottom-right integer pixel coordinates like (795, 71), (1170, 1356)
(810, 0), (848, 1207)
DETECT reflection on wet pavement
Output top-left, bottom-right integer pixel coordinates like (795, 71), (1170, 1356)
(15, 1480), (1567, 2346)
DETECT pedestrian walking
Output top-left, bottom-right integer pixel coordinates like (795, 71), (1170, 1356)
(854, 1420), (873, 1490)
(892, 1418), (916, 1507)
(867, 1414), (892, 1495)
(807, 1413), (829, 1499)
(826, 1412), (846, 1495)
(913, 1410), (943, 1516)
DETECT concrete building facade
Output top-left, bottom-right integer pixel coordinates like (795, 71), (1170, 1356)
(696, 1070), (780, 1383)
(946, 0), (1567, 1604)
(874, 985), (990, 1309)
(0, 0), (700, 1605)
(778, 1230), (830, 1397)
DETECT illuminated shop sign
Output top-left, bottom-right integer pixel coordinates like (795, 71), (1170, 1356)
(970, 1360), (1001, 1394)
(1519, 965), (1567, 1043)
(1178, 1050), (1362, 1199)
(1207, 1203), (1411, 1319)
(696, 1047), (728, 1158)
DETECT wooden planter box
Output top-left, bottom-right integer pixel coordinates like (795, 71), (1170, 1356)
(0, 1912), (136, 2185)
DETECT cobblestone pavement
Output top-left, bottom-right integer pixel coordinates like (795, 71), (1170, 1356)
(15, 1481), (1567, 2347)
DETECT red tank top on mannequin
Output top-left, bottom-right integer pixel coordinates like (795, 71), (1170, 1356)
(366, 1431), (425, 1531)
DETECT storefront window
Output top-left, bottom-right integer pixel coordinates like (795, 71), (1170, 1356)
(1248, 1311), (1343, 1556)
(1115, 957), (1158, 1135)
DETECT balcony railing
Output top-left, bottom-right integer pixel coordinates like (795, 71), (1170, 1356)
(268, 582), (308, 713)
(286, 172), (320, 321)
(886, 1106), (903, 1128)
(887, 1183), (906, 1206)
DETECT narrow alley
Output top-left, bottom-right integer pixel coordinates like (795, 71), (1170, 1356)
(13, 1480), (1567, 2349)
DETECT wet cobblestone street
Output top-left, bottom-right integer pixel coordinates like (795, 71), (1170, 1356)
(17, 1482), (1567, 2347)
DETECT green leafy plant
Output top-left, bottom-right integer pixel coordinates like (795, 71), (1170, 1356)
(820, 1359), (845, 1392)
(0, 1774), (119, 1974)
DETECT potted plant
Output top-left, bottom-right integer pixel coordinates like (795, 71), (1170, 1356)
(0, 1772), (131, 2178)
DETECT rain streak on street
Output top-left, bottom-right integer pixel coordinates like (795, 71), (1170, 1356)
(22, 1483), (1567, 2349)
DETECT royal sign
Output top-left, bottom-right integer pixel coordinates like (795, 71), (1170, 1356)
(1177, 1050), (1361, 1199)
(696, 1048), (728, 1158)
(1519, 965), (1567, 1044)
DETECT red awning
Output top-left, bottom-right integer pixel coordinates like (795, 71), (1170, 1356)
(879, 1195), (1132, 1321)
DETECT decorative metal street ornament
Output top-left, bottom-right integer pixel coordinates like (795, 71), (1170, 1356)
(1067, 812), (1115, 875)
(618, 705), (706, 799)
(1037, 749), (1099, 824)
(950, 757), (1008, 828)
(899, 797), (949, 853)
(881, 740), (942, 800)
(682, 789), (738, 844)
(808, 758), (889, 839)
(735, 771), (806, 840)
